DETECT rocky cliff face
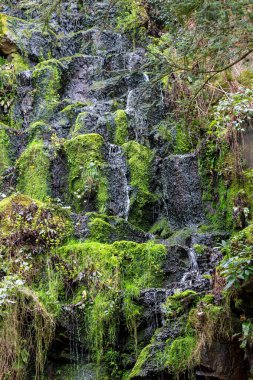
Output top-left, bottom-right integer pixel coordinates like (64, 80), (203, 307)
(0, 1), (253, 380)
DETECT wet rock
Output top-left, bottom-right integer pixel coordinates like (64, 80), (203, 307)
(197, 342), (247, 380)
(72, 213), (149, 243)
(162, 154), (204, 228)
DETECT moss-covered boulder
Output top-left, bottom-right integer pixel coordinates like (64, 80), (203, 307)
(32, 59), (62, 122)
(65, 133), (108, 212)
(122, 141), (157, 229)
(16, 140), (51, 201)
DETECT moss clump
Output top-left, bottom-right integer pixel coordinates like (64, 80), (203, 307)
(166, 336), (197, 374)
(57, 240), (166, 363)
(114, 109), (128, 145)
(122, 141), (156, 228)
(11, 52), (29, 73)
(65, 133), (108, 212)
(84, 212), (147, 243)
(150, 217), (172, 238)
(174, 124), (192, 154)
(87, 217), (112, 243)
(0, 13), (17, 55)
(32, 59), (61, 122)
(163, 290), (198, 318)
(193, 244), (206, 255)
(129, 344), (153, 378)
(188, 303), (232, 351)
(16, 140), (51, 201)
(0, 123), (10, 178)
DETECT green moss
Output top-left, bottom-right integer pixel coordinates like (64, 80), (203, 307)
(11, 52), (29, 73)
(27, 121), (52, 142)
(198, 293), (215, 305)
(73, 111), (89, 135)
(88, 218), (112, 243)
(32, 59), (61, 122)
(65, 133), (108, 212)
(0, 13), (7, 36)
(114, 109), (128, 145)
(57, 240), (166, 362)
(174, 124), (191, 154)
(122, 141), (156, 228)
(150, 217), (172, 238)
(166, 336), (197, 373)
(60, 101), (92, 119)
(193, 244), (206, 255)
(163, 290), (198, 318)
(129, 344), (152, 378)
(0, 123), (10, 179)
(85, 292), (119, 364)
(16, 140), (51, 201)
(167, 227), (195, 246)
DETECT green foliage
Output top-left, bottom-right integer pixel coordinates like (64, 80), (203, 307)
(65, 133), (108, 212)
(193, 244), (206, 255)
(220, 225), (253, 289)
(16, 140), (51, 201)
(116, 0), (148, 45)
(211, 89), (253, 136)
(240, 321), (253, 349)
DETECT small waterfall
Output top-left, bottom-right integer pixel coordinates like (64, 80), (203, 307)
(143, 73), (149, 82)
(188, 247), (199, 272)
(181, 247), (199, 283)
(108, 144), (130, 220)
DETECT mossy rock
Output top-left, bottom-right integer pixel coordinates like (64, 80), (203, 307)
(65, 133), (108, 212)
(16, 140), (51, 201)
(83, 212), (148, 243)
(32, 59), (62, 122)
(27, 121), (52, 142)
(57, 240), (166, 363)
(122, 141), (157, 229)
(114, 109), (128, 145)
(0, 123), (10, 179)
(163, 290), (198, 318)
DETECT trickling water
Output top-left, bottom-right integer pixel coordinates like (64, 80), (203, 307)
(188, 247), (199, 272)
(143, 73), (149, 82)
(181, 247), (199, 283)
(108, 143), (130, 220)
